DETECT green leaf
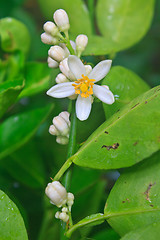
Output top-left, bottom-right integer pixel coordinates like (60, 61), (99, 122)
(0, 78), (24, 118)
(0, 17), (30, 55)
(0, 104), (54, 159)
(1, 141), (45, 189)
(96, 0), (155, 53)
(120, 222), (160, 240)
(104, 151), (160, 236)
(71, 86), (160, 169)
(92, 229), (119, 240)
(102, 66), (150, 119)
(19, 62), (59, 98)
(37, 0), (92, 36)
(0, 190), (28, 240)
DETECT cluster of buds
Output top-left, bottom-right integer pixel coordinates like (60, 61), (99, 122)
(49, 111), (70, 145)
(45, 181), (74, 223)
(41, 9), (88, 77)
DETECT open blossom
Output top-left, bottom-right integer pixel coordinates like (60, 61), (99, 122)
(47, 55), (115, 121)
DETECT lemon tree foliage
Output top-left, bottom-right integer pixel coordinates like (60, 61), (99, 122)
(71, 86), (160, 169)
(0, 190), (28, 240)
(105, 151), (160, 237)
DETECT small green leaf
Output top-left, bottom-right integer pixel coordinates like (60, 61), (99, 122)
(0, 190), (28, 240)
(0, 104), (54, 159)
(71, 86), (160, 169)
(0, 17), (30, 55)
(96, 0), (155, 53)
(102, 66), (150, 119)
(105, 151), (160, 236)
(37, 0), (92, 36)
(0, 78), (24, 118)
(19, 62), (59, 98)
(121, 222), (160, 240)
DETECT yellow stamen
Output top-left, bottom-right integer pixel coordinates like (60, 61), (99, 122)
(72, 74), (95, 98)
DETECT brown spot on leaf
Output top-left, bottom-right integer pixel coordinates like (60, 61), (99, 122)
(131, 103), (140, 109)
(145, 101), (148, 104)
(101, 143), (119, 150)
(144, 182), (156, 202)
(104, 131), (109, 134)
(122, 198), (130, 203)
(150, 204), (154, 207)
(133, 141), (138, 146)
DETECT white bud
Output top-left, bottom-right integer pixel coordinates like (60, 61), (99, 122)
(70, 40), (76, 51)
(56, 136), (69, 145)
(67, 192), (74, 211)
(49, 125), (59, 135)
(59, 212), (69, 222)
(53, 116), (69, 136)
(59, 58), (75, 80)
(56, 73), (69, 84)
(59, 111), (70, 125)
(41, 32), (58, 45)
(48, 46), (67, 62)
(45, 181), (67, 207)
(59, 43), (70, 56)
(62, 207), (68, 213)
(43, 21), (59, 36)
(85, 65), (92, 75)
(53, 9), (70, 32)
(55, 211), (61, 219)
(76, 34), (88, 52)
(68, 94), (77, 100)
(47, 57), (59, 68)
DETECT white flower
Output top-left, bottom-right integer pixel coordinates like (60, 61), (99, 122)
(47, 56), (115, 121)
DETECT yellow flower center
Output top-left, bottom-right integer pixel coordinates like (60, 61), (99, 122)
(72, 74), (95, 98)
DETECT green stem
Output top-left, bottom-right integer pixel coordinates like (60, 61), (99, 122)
(65, 38), (75, 55)
(88, 0), (95, 34)
(66, 208), (160, 238)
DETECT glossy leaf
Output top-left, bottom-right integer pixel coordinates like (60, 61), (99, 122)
(0, 190), (28, 240)
(0, 78), (24, 118)
(121, 222), (160, 240)
(19, 62), (59, 98)
(96, 0), (155, 53)
(71, 86), (160, 169)
(37, 0), (92, 36)
(102, 66), (150, 119)
(105, 151), (160, 236)
(1, 141), (45, 188)
(0, 104), (53, 159)
(0, 17), (30, 55)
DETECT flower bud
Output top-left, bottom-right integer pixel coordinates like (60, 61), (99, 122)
(85, 65), (92, 75)
(53, 115), (69, 136)
(62, 207), (68, 213)
(53, 9), (70, 32)
(47, 57), (59, 68)
(59, 111), (70, 126)
(59, 212), (69, 222)
(45, 181), (67, 207)
(48, 46), (67, 62)
(56, 73), (69, 84)
(49, 125), (60, 135)
(41, 32), (58, 45)
(70, 40), (76, 51)
(56, 136), (69, 145)
(59, 43), (70, 56)
(59, 58), (75, 81)
(55, 211), (61, 219)
(76, 34), (88, 53)
(67, 192), (74, 211)
(43, 21), (59, 36)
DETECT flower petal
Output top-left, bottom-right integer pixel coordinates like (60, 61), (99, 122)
(76, 95), (92, 121)
(93, 84), (115, 104)
(47, 82), (75, 98)
(68, 55), (86, 79)
(88, 60), (112, 83)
